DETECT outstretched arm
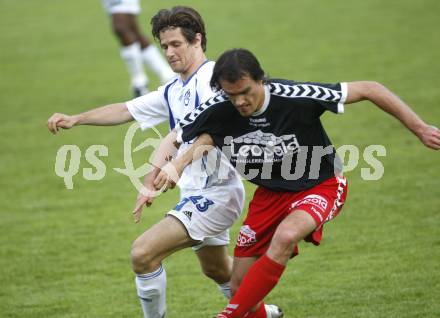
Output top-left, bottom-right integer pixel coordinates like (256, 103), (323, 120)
(345, 81), (440, 149)
(47, 103), (133, 134)
(153, 133), (215, 191)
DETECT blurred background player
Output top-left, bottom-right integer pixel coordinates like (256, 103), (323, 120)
(102, 0), (175, 96)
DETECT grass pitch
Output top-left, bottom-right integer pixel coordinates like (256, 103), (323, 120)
(1, 0), (439, 317)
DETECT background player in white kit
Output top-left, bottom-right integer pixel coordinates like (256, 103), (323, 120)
(101, 0), (174, 96)
(48, 7), (285, 318)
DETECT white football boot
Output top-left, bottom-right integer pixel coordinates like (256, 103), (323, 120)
(265, 304), (284, 318)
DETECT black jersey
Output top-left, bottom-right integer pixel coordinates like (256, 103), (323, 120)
(176, 79), (347, 192)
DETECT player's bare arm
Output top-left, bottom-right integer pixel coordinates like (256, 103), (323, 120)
(47, 103), (133, 134)
(345, 81), (440, 149)
(132, 129), (182, 222)
(154, 132), (215, 190)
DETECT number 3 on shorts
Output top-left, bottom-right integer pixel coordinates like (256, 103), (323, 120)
(174, 195), (214, 212)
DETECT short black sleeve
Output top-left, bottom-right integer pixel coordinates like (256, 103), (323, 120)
(268, 79), (347, 116)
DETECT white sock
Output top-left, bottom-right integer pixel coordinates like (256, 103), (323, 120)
(135, 264), (167, 318)
(120, 42), (149, 89)
(142, 45), (175, 83)
(217, 281), (232, 299)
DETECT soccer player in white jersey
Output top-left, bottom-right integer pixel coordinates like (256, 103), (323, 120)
(48, 7), (283, 318)
(101, 0), (174, 96)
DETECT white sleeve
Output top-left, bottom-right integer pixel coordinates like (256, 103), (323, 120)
(126, 90), (169, 130)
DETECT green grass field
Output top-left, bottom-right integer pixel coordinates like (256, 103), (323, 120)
(1, 0), (439, 317)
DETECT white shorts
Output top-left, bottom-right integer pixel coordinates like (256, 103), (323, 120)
(102, 0), (141, 15)
(167, 181), (245, 251)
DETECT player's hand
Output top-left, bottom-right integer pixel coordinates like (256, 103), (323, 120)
(132, 174), (158, 223)
(154, 161), (182, 191)
(417, 124), (440, 150)
(132, 190), (155, 223)
(47, 113), (78, 134)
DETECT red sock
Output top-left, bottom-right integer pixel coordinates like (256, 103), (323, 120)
(218, 254), (285, 318)
(244, 302), (266, 318)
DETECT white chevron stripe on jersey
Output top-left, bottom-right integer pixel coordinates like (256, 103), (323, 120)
(269, 83), (342, 103)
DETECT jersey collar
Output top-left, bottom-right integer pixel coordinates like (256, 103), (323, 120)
(181, 60), (210, 87)
(252, 84), (270, 116)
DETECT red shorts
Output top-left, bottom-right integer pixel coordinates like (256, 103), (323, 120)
(234, 176), (348, 258)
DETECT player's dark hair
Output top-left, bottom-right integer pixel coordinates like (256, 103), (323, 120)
(151, 6), (207, 51)
(210, 49), (265, 92)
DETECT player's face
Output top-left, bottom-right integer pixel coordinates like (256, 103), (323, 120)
(220, 75), (265, 117)
(159, 27), (201, 77)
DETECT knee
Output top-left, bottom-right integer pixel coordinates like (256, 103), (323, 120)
(131, 238), (160, 274)
(201, 263), (231, 284)
(269, 228), (301, 259)
(112, 22), (136, 45)
(274, 228), (300, 247)
(112, 19), (128, 36)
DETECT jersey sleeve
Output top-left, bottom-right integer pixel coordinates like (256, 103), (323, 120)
(304, 81), (347, 114)
(272, 80), (347, 116)
(125, 88), (169, 130)
(320, 82), (347, 114)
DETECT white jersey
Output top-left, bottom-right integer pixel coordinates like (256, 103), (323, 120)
(126, 61), (240, 191)
(102, 0), (141, 15)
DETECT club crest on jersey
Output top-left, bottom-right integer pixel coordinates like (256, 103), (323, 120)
(236, 225), (257, 247)
(224, 130), (300, 163)
(180, 89), (191, 106)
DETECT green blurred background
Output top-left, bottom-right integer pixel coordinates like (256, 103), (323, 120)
(1, 0), (439, 317)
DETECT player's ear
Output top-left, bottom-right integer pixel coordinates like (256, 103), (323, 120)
(194, 33), (202, 48)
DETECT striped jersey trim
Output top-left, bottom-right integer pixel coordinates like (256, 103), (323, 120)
(269, 82), (344, 104)
(179, 94), (228, 127)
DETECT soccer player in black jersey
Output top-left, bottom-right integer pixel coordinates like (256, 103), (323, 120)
(153, 49), (440, 318)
